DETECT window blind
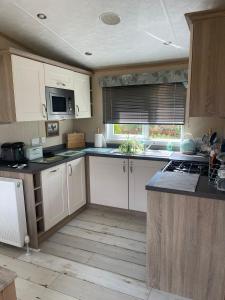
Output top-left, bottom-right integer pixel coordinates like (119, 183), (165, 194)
(103, 83), (186, 125)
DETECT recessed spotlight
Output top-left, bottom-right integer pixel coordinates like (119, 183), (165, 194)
(163, 41), (172, 46)
(100, 12), (120, 25)
(37, 13), (47, 20)
(84, 52), (92, 56)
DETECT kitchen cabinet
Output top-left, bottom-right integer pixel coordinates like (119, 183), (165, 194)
(0, 54), (46, 122)
(129, 159), (167, 212)
(89, 156), (166, 212)
(89, 157), (129, 209)
(44, 63), (74, 90)
(41, 164), (68, 231)
(67, 157), (86, 214)
(74, 72), (91, 118)
(186, 9), (225, 117)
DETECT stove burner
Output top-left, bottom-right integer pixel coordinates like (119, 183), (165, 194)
(164, 160), (209, 176)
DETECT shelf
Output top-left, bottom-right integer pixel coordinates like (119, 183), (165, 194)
(36, 216), (43, 222)
(35, 201), (42, 207)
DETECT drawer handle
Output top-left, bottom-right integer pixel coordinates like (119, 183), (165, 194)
(57, 81), (66, 87)
(50, 169), (58, 173)
(68, 164), (72, 176)
(123, 161), (126, 173)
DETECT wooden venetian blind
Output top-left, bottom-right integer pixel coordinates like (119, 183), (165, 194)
(103, 83), (186, 125)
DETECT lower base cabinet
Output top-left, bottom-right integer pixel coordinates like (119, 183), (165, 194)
(67, 157), (86, 214)
(89, 157), (129, 209)
(41, 164), (68, 231)
(89, 156), (167, 212)
(129, 159), (167, 212)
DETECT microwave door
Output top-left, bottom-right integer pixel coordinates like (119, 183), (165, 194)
(51, 95), (67, 114)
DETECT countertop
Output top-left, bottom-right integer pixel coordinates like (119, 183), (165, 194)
(0, 147), (208, 174)
(146, 171), (225, 201)
(0, 267), (16, 291)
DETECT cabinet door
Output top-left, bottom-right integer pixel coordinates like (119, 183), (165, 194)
(67, 157), (86, 215)
(41, 164), (68, 231)
(74, 73), (91, 119)
(129, 159), (167, 212)
(44, 64), (74, 90)
(89, 156), (128, 209)
(11, 55), (47, 122)
(188, 17), (225, 117)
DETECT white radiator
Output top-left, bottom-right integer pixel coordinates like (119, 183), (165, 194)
(0, 177), (27, 247)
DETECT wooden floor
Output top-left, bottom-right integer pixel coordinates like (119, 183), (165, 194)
(0, 206), (191, 300)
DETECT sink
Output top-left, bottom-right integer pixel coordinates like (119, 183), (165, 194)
(57, 150), (83, 157)
(144, 150), (172, 157)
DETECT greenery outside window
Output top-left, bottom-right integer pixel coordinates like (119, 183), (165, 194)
(106, 124), (182, 144)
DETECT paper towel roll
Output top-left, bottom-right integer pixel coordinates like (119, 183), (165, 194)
(94, 134), (105, 147)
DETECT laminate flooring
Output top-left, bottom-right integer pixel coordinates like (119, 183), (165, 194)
(0, 206), (191, 300)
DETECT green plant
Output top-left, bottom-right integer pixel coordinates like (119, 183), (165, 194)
(118, 138), (144, 154)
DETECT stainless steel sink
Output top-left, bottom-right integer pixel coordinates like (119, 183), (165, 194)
(144, 150), (172, 157)
(57, 150), (83, 157)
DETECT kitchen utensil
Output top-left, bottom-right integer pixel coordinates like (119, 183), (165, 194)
(209, 132), (218, 146)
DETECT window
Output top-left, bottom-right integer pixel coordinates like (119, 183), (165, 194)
(107, 124), (182, 143)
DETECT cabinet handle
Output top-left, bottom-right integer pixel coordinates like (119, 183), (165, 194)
(42, 104), (47, 118)
(75, 105), (79, 116)
(68, 164), (72, 176)
(50, 169), (58, 173)
(56, 81), (66, 87)
(123, 161), (126, 173)
(130, 161), (133, 173)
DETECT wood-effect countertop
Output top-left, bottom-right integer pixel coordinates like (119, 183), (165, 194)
(0, 267), (17, 292)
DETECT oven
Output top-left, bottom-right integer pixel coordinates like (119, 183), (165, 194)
(45, 87), (75, 120)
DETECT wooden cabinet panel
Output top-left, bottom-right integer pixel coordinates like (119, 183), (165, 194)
(44, 64), (74, 90)
(67, 157), (86, 215)
(129, 159), (167, 212)
(11, 55), (46, 121)
(74, 72), (91, 119)
(89, 157), (128, 209)
(187, 11), (225, 117)
(41, 164), (68, 231)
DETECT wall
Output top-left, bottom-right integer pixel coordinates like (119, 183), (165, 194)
(0, 33), (75, 148)
(75, 60), (225, 143)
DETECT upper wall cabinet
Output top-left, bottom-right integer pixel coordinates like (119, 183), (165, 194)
(0, 54), (47, 122)
(74, 72), (91, 119)
(44, 64), (74, 90)
(186, 9), (225, 117)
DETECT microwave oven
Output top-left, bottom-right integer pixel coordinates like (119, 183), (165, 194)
(45, 87), (75, 120)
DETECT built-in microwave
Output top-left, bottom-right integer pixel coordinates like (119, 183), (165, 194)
(45, 87), (75, 120)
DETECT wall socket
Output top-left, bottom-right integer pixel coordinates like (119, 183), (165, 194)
(40, 137), (46, 145)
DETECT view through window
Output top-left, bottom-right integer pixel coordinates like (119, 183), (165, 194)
(109, 124), (181, 140)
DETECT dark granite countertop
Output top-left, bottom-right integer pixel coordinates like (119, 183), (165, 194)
(146, 171), (225, 201)
(0, 147), (208, 174)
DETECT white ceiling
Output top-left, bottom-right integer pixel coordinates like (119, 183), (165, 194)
(0, 0), (224, 69)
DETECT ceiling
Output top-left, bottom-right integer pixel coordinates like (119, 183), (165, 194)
(0, 0), (224, 69)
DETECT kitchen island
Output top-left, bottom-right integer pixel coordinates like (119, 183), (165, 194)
(146, 172), (225, 300)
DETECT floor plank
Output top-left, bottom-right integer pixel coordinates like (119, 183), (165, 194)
(49, 232), (146, 266)
(19, 251), (149, 299)
(16, 277), (78, 300)
(0, 243), (24, 258)
(77, 210), (146, 233)
(41, 240), (146, 281)
(68, 219), (146, 242)
(50, 274), (144, 300)
(59, 226), (146, 253)
(0, 253), (59, 287)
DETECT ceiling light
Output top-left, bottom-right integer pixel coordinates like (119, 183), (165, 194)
(84, 52), (92, 56)
(37, 13), (47, 20)
(100, 12), (120, 25)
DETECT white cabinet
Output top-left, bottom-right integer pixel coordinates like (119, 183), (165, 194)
(44, 64), (74, 90)
(41, 164), (68, 231)
(67, 157), (86, 214)
(89, 157), (128, 209)
(11, 55), (47, 121)
(74, 72), (91, 118)
(129, 159), (167, 212)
